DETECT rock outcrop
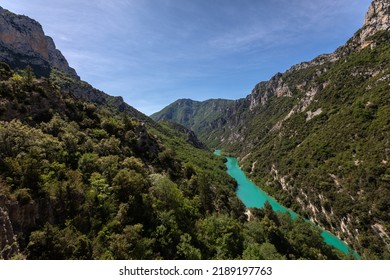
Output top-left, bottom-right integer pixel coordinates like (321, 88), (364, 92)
(273, 0), (389, 83)
(0, 195), (19, 259)
(0, 6), (78, 78)
(360, 0), (390, 44)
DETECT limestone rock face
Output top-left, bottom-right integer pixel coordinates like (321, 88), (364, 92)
(360, 0), (390, 43)
(0, 7), (78, 78)
(248, 73), (292, 110)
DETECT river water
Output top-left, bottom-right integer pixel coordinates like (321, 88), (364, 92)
(214, 150), (359, 258)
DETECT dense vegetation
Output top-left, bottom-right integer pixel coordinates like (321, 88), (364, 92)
(151, 31), (390, 259)
(0, 62), (345, 260)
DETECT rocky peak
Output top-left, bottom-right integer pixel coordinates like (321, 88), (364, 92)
(0, 6), (78, 78)
(247, 0), (389, 110)
(360, 0), (390, 44)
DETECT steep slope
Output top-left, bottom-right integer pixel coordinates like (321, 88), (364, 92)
(243, 30), (390, 259)
(152, 0), (390, 258)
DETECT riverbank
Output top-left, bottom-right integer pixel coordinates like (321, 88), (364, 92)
(214, 150), (360, 258)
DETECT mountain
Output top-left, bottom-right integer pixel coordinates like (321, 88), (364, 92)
(0, 6), (346, 260)
(0, 7), (78, 78)
(151, 98), (237, 147)
(0, 7), (154, 123)
(152, 0), (390, 259)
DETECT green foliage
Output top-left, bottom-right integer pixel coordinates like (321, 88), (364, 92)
(176, 233), (202, 260)
(22, 65), (35, 87)
(196, 214), (244, 260)
(112, 169), (148, 201)
(108, 224), (155, 260)
(14, 188), (32, 205)
(0, 62), (12, 80)
(243, 242), (285, 260)
(27, 224), (92, 260)
(78, 153), (100, 181)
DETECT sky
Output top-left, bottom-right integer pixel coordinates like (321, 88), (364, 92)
(1, 0), (373, 115)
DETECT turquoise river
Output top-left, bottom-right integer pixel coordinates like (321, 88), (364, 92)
(214, 150), (360, 258)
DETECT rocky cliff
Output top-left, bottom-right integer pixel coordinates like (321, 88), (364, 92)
(360, 0), (390, 44)
(249, 0), (390, 110)
(0, 6), (155, 124)
(0, 195), (19, 259)
(0, 6), (78, 78)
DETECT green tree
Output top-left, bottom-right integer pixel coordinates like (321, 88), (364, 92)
(27, 224), (92, 260)
(109, 224), (155, 260)
(196, 214), (244, 259)
(9, 73), (22, 94)
(22, 65), (35, 87)
(176, 233), (201, 260)
(112, 169), (148, 202)
(78, 153), (99, 181)
(89, 172), (111, 201)
(243, 242), (286, 260)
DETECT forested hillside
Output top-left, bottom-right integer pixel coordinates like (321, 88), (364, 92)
(0, 61), (347, 260)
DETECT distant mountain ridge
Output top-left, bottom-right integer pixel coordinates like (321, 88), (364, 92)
(152, 0), (390, 258)
(151, 98), (238, 147)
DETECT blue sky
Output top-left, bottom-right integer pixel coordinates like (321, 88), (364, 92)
(2, 0), (372, 115)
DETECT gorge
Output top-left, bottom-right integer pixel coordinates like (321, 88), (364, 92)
(152, 0), (390, 259)
(0, 0), (389, 260)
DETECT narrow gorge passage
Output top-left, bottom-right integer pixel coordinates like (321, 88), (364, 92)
(214, 150), (360, 258)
